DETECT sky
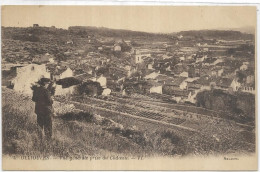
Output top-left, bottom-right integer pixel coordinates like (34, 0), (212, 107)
(1, 6), (257, 33)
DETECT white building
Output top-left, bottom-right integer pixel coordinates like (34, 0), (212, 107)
(12, 64), (50, 96)
(179, 56), (185, 61)
(150, 85), (162, 94)
(179, 72), (188, 77)
(162, 54), (171, 59)
(53, 67), (73, 80)
(211, 59), (223, 66)
(102, 88), (111, 96)
(240, 64), (248, 71)
(144, 71), (160, 80)
(134, 54), (144, 64)
(230, 78), (241, 91)
(55, 85), (76, 96)
(90, 75), (107, 88)
(114, 45), (121, 52)
(96, 75), (107, 88)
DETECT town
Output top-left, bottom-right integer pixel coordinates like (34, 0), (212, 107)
(2, 25), (255, 103)
(2, 25), (256, 157)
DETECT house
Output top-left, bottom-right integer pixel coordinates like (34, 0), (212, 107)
(217, 68), (224, 77)
(185, 90), (197, 104)
(150, 85), (163, 94)
(240, 64), (248, 71)
(172, 63), (188, 76)
(203, 57), (217, 66)
(162, 54), (172, 59)
(89, 74), (107, 88)
(211, 67), (224, 77)
(236, 69), (254, 85)
(96, 75), (107, 88)
(12, 64), (50, 96)
(203, 47), (209, 51)
(187, 80), (202, 91)
(145, 81), (162, 94)
(212, 77), (234, 91)
(134, 54), (144, 64)
(49, 67), (73, 81)
(212, 58), (224, 66)
(75, 49), (85, 55)
(2, 64), (23, 87)
(66, 40), (73, 45)
(114, 45), (121, 52)
(147, 63), (154, 70)
(109, 71), (127, 84)
(246, 74), (255, 84)
(55, 84), (77, 96)
(165, 65), (172, 72)
(75, 73), (93, 82)
(170, 89), (190, 103)
(199, 66), (212, 77)
(179, 71), (188, 77)
(133, 49), (151, 64)
(49, 57), (55, 63)
(155, 74), (172, 84)
(179, 56), (185, 61)
(144, 71), (160, 80)
(32, 53), (54, 64)
(163, 77), (187, 95)
(102, 88), (111, 96)
(196, 55), (206, 63)
(187, 76), (211, 91)
(230, 78), (241, 91)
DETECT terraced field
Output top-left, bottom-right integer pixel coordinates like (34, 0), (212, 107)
(65, 94), (254, 136)
(68, 97), (194, 131)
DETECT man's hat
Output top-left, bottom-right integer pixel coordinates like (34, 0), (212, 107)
(37, 77), (51, 86)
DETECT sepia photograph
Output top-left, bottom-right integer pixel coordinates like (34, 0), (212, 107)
(1, 5), (258, 170)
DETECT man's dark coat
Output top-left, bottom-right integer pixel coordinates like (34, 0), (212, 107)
(32, 86), (54, 115)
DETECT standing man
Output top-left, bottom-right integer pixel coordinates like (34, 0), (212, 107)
(32, 78), (54, 140)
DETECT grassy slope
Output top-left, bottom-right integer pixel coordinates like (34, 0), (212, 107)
(2, 87), (255, 159)
(2, 88), (148, 158)
(2, 87), (187, 158)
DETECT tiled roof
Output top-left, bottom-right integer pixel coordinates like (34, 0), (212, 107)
(75, 73), (93, 81)
(203, 58), (217, 64)
(47, 64), (68, 75)
(165, 76), (186, 86)
(214, 77), (233, 88)
(155, 74), (172, 82)
(146, 80), (162, 87)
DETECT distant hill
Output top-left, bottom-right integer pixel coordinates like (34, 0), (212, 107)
(176, 30), (254, 40)
(2, 26), (254, 43)
(217, 26), (255, 35)
(68, 26), (170, 41)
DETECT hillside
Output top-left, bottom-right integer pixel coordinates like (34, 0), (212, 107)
(1, 87), (192, 158)
(2, 87), (255, 158)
